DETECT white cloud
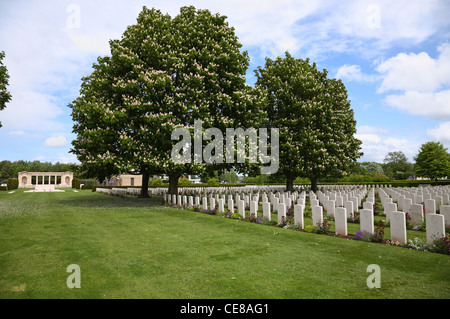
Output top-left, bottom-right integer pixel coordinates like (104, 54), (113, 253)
(427, 121), (450, 145)
(355, 133), (381, 144)
(56, 153), (79, 164)
(44, 136), (67, 148)
(376, 43), (450, 120)
(376, 43), (450, 93)
(8, 130), (26, 136)
(355, 125), (422, 162)
(335, 64), (376, 82)
(289, 0), (450, 59)
(384, 90), (450, 120)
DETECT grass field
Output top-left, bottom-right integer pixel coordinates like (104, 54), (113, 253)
(0, 188), (449, 299)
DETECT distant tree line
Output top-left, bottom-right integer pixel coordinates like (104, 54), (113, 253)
(236, 147), (449, 184)
(0, 160), (76, 184)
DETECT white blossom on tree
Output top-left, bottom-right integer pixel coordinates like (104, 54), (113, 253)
(255, 52), (363, 191)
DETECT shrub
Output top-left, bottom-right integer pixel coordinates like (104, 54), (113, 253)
(373, 220), (385, 243)
(304, 225), (317, 233)
(80, 178), (96, 186)
(230, 213), (241, 219)
(404, 237), (429, 251)
(206, 178), (220, 186)
(201, 207), (217, 215)
(72, 177), (81, 189)
(150, 178), (165, 186)
(255, 217), (277, 226)
(430, 234), (450, 255)
(7, 178), (18, 190)
(315, 218), (331, 234)
(178, 177), (192, 186)
(354, 230), (377, 242)
(0, 185), (7, 191)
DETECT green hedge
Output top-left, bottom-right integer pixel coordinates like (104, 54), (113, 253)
(7, 178), (18, 190)
(316, 180), (450, 187)
(72, 177), (81, 189)
(89, 180), (449, 193)
(0, 185), (7, 191)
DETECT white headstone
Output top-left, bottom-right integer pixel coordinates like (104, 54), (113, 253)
(390, 211), (407, 244)
(403, 197), (412, 214)
(228, 199), (234, 214)
(327, 200), (335, 217)
(440, 205), (450, 227)
(202, 197), (208, 210)
(238, 200), (245, 218)
(424, 199), (436, 215)
(263, 202), (271, 221)
(426, 213), (445, 245)
(344, 201), (354, 219)
(335, 207), (347, 236)
(384, 202), (397, 223)
(360, 209), (374, 234)
(218, 198), (224, 213)
(363, 201), (373, 212)
(410, 204), (424, 227)
(294, 204), (304, 229)
(250, 201), (258, 218)
(312, 206), (323, 228)
(277, 203), (286, 224)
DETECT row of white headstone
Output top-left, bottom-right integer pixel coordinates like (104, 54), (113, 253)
(162, 184), (449, 245)
(378, 186), (450, 244)
(95, 184), (449, 246)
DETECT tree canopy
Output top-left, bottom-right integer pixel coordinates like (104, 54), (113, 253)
(414, 141), (450, 180)
(69, 6), (254, 196)
(0, 51), (12, 128)
(254, 52), (362, 191)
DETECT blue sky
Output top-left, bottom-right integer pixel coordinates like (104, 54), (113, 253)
(0, 0), (449, 165)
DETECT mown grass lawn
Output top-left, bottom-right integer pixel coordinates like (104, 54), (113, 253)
(0, 189), (449, 299)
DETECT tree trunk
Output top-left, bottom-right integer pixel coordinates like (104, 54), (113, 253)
(286, 174), (295, 192)
(311, 177), (318, 193)
(168, 172), (181, 195)
(139, 169), (150, 198)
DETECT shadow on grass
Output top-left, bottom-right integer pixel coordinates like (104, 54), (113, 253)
(55, 193), (163, 209)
